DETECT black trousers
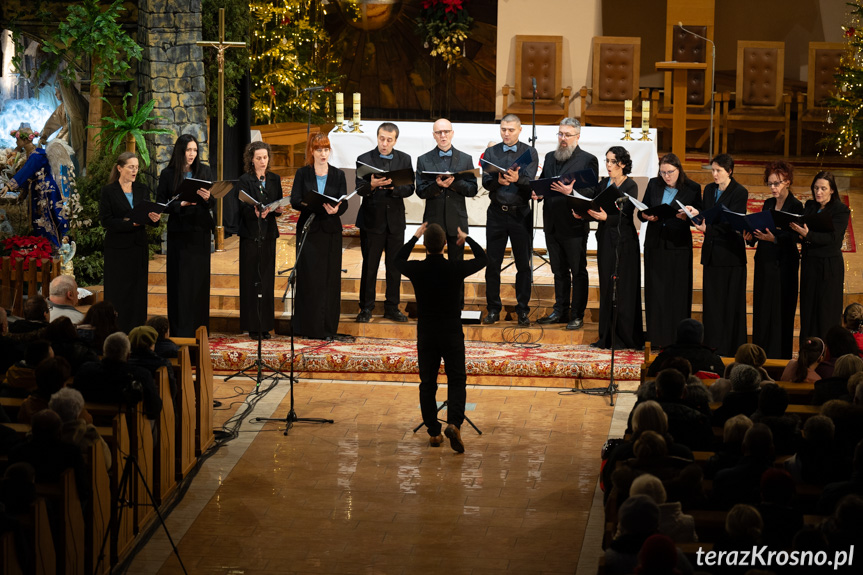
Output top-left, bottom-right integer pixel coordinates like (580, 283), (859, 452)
(239, 236), (276, 333)
(166, 230), (211, 338)
(485, 205), (532, 314)
(446, 234), (465, 308)
(358, 227), (404, 312)
(544, 232), (589, 318)
(417, 324), (466, 436)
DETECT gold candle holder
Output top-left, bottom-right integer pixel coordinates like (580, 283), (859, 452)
(639, 100), (652, 141)
(351, 92), (363, 133)
(622, 99), (633, 141)
(334, 92), (346, 132)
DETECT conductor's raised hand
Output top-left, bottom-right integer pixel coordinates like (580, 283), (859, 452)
(456, 226), (468, 246)
(324, 201), (340, 215)
(414, 221), (429, 239)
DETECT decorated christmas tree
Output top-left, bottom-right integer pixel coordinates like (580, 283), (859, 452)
(825, 1), (863, 156)
(248, 0), (341, 124)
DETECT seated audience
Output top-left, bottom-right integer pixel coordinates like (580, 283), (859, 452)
(0, 340), (53, 399)
(18, 356), (73, 424)
(647, 319), (725, 378)
(47, 275), (84, 323)
(634, 534), (689, 575)
(713, 504), (763, 574)
(8, 295), (50, 334)
(814, 353), (863, 405)
(712, 423), (775, 509)
(45, 316), (98, 373)
(786, 414), (846, 486)
(630, 473), (698, 543)
(781, 337), (825, 383)
(712, 364), (763, 427)
(0, 462), (37, 516)
(128, 325), (177, 398)
(147, 315), (179, 359)
(820, 400), (863, 471)
(817, 325), (863, 379)
(49, 387), (112, 471)
(734, 343), (774, 382)
(843, 302), (863, 352)
(73, 332), (162, 420)
(757, 468), (803, 549)
(848, 371), (863, 403)
(750, 383), (801, 455)
(706, 414), (753, 480)
(654, 368), (715, 451)
(819, 439), (863, 516)
(77, 300), (119, 353)
(820, 494), (863, 572)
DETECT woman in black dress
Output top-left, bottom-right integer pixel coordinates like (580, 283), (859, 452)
(743, 161), (803, 359)
(237, 142), (283, 339)
(579, 146), (643, 350)
(289, 133), (348, 340)
(99, 152), (159, 333)
(637, 153), (701, 349)
(156, 135), (214, 337)
(791, 171), (850, 341)
(690, 154), (748, 357)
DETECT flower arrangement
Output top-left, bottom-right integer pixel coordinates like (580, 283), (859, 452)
(416, 0), (473, 67)
(1, 235), (55, 270)
(10, 128), (39, 143)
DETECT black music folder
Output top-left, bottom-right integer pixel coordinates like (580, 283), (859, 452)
(529, 169), (598, 197)
(356, 162), (415, 187)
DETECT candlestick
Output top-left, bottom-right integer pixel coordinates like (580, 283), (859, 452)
(622, 99), (634, 141)
(639, 100), (652, 141)
(351, 92), (363, 133)
(335, 92), (346, 132)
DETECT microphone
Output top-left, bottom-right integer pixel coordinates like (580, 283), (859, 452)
(303, 213), (316, 233)
(301, 86), (325, 92)
(531, 77), (537, 96)
(614, 196), (628, 208)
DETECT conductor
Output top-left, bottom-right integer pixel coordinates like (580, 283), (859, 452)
(396, 223), (487, 453)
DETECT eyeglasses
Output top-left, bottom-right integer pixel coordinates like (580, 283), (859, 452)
(556, 132), (578, 139)
(433, 130), (452, 136)
(767, 180), (786, 187)
(660, 169), (678, 177)
(605, 159), (619, 165)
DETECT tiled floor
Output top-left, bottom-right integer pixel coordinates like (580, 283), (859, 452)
(127, 376), (636, 575)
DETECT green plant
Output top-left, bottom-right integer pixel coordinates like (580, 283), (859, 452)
(91, 93), (172, 168)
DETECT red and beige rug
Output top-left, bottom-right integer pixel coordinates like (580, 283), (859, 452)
(209, 334), (644, 382)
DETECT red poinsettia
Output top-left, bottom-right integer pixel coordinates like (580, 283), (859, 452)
(441, 0), (464, 13)
(2, 235), (55, 270)
(846, 27), (856, 37)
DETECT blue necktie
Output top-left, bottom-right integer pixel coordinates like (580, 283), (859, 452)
(503, 145), (517, 152)
(379, 153), (393, 160)
(715, 187), (722, 202)
(439, 150), (452, 157)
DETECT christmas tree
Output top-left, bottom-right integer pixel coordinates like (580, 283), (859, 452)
(826, 1), (863, 156)
(248, 0), (341, 124)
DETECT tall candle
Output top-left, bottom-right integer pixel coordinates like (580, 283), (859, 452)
(353, 93), (361, 124)
(641, 100), (650, 130)
(335, 92), (344, 125)
(624, 100), (632, 131)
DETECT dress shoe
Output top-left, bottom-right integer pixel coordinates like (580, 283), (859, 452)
(384, 308), (408, 322)
(566, 317), (584, 330)
(517, 312), (530, 327)
(482, 311), (500, 324)
(262, 332), (272, 340)
(444, 423), (465, 453)
(429, 434), (444, 447)
(356, 309), (372, 323)
(537, 311), (570, 324)
(590, 340), (605, 349)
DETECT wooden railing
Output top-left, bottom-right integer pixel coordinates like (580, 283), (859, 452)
(0, 257), (61, 317)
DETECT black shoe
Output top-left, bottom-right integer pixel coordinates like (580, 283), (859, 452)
(356, 309), (372, 323)
(482, 311), (499, 324)
(517, 312), (530, 327)
(262, 332), (272, 340)
(590, 340), (604, 348)
(384, 308), (408, 322)
(537, 311), (570, 324)
(248, 331), (260, 339)
(566, 318), (584, 330)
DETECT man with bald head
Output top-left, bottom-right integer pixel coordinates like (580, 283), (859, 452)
(48, 275), (84, 323)
(415, 119), (478, 272)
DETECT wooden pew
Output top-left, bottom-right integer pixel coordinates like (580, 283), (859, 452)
(17, 497), (56, 575)
(153, 366), (177, 505)
(36, 468), (85, 575)
(172, 346), (196, 480)
(87, 441), (111, 575)
(194, 326), (215, 456)
(0, 529), (24, 575)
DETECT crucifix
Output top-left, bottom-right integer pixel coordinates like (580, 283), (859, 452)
(197, 7), (246, 251)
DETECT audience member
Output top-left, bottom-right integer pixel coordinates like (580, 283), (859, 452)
(781, 336), (825, 383)
(814, 353), (863, 405)
(17, 356), (73, 424)
(819, 439), (863, 515)
(713, 504), (763, 573)
(0, 340), (53, 398)
(818, 325), (863, 379)
(705, 415), (753, 479)
(647, 319), (725, 377)
(712, 423), (774, 509)
(847, 371), (863, 402)
(653, 368), (714, 451)
(44, 316), (98, 373)
(634, 534), (687, 575)
(757, 468), (803, 548)
(712, 364), (762, 427)
(77, 300), (120, 353)
(128, 325), (177, 398)
(146, 315), (179, 359)
(630, 473), (698, 543)
(820, 400), (863, 471)
(47, 275), (84, 323)
(0, 462), (37, 515)
(820, 495), (863, 573)
(73, 332), (162, 419)
(843, 302), (863, 351)
(49, 387), (111, 470)
(749, 383), (801, 455)
(733, 343), (774, 382)
(786, 414), (845, 486)
(8, 295), (50, 334)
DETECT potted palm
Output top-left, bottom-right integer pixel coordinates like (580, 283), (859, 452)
(92, 93), (172, 168)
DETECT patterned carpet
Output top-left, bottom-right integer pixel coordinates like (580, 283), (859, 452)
(209, 334), (644, 381)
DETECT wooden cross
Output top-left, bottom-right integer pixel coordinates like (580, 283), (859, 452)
(197, 7), (246, 251)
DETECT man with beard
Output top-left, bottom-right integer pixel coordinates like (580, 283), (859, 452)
(480, 114), (538, 326)
(535, 118), (598, 330)
(354, 122), (415, 323)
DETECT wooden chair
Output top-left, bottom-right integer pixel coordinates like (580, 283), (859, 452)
(580, 36), (641, 128)
(722, 41), (791, 157)
(194, 326), (215, 456)
(501, 35), (571, 125)
(797, 42), (844, 155)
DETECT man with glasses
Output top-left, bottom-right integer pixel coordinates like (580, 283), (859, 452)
(354, 122), (415, 323)
(536, 118), (598, 330)
(416, 118), (479, 273)
(480, 114), (539, 326)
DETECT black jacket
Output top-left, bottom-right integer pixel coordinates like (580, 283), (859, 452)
(799, 198), (850, 258)
(99, 181), (157, 249)
(415, 146), (478, 236)
(290, 164), (348, 234)
(538, 146), (599, 237)
(73, 359), (162, 420)
(237, 171), (282, 240)
(481, 141), (538, 209)
(647, 343), (725, 377)
(156, 164), (216, 233)
(355, 148), (414, 234)
(700, 178), (748, 267)
(638, 176), (702, 250)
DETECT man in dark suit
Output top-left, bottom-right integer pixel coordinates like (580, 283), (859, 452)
(396, 222), (487, 453)
(355, 122), (415, 323)
(481, 114), (539, 327)
(536, 118), (598, 330)
(415, 118), (479, 266)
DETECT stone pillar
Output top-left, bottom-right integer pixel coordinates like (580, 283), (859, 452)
(137, 0), (209, 181)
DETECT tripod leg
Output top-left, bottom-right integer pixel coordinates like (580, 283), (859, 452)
(411, 400), (448, 433)
(460, 412), (483, 435)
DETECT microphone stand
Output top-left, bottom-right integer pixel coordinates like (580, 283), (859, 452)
(527, 77), (550, 271)
(255, 212), (334, 434)
(678, 24), (716, 162)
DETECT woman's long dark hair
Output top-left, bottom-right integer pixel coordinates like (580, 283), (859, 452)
(81, 301), (119, 352)
(169, 134), (204, 191)
(108, 152), (138, 184)
(243, 141), (271, 175)
(794, 337), (824, 383)
(658, 152), (688, 189)
(810, 171), (841, 206)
